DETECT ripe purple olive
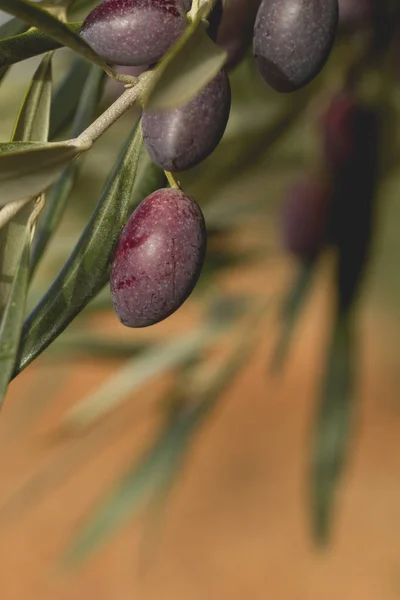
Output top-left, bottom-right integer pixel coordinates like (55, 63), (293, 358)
(281, 176), (331, 260)
(110, 188), (207, 327)
(253, 0), (339, 93)
(142, 69), (231, 171)
(80, 0), (187, 67)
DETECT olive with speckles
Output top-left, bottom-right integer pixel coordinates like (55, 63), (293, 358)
(253, 0), (339, 93)
(142, 70), (231, 172)
(80, 0), (188, 66)
(110, 188), (207, 327)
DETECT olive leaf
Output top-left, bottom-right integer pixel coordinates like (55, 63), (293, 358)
(311, 312), (355, 544)
(144, 4), (228, 110)
(0, 140), (89, 205)
(0, 52), (54, 322)
(0, 51), (56, 406)
(61, 322), (229, 432)
(0, 23), (81, 70)
(270, 260), (317, 373)
(31, 64), (106, 274)
(0, 228), (31, 409)
(0, 0), (107, 69)
(14, 123), (143, 376)
(63, 320), (257, 566)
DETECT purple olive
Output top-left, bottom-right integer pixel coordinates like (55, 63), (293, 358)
(281, 176), (331, 260)
(80, 0), (187, 67)
(110, 188), (207, 327)
(253, 0), (339, 93)
(142, 70), (231, 171)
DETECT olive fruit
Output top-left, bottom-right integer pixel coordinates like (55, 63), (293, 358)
(80, 0), (187, 67)
(281, 175), (330, 260)
(142, 70), (231, 171)
(253, 0), (339, 93)
(110, 188), (207, 327)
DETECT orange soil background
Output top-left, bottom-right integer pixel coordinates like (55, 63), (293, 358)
(1, 266), (400, 600)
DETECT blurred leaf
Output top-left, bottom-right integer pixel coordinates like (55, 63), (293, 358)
(0, 140), (88, 205)
(0, 0), (107, 69)
(144, 5), (227, 110)
(311, 313), (355, 544)
(0, 16), (28, 39)
(31, 64), (106, 274)
(49, 57), (94, 140)
(270, 260), (316, 373)
(0, 231), (31, 408)
(14, 123), (142, 376)
(64, 316), (257, 566)
(49, 332), (150, 359)
(62, 322), (229, 431)
(0, 22), (82, 70)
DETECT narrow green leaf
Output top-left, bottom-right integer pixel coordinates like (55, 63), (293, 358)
(270, 260), (316, 373)
(0, 22), (82, 70)
(31, 64), (106, 274)
(64, 324), (256, 566)
(14, 123), (143, 376)
(0, 231), (31, 408)
(311, 313), (355, 544)
(0, 140), (88, 205)
(0, 0), (107, 68)
(49, 333), (150, 359)
(49, 57), (94, 140)
(144, 7), (227, 110)
(12, 51), (53, 142)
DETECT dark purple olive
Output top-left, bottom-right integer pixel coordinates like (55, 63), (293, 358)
(281, 175), (331, 260)
(253, 0), (339, 93)
(142, 70), (231, 171)
(80, 0), (187, 67)
(110, 188), (207, 327)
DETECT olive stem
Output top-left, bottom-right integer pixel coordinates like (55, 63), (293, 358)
(165, 171), (181, 190)
(77, 72), (153, 146)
